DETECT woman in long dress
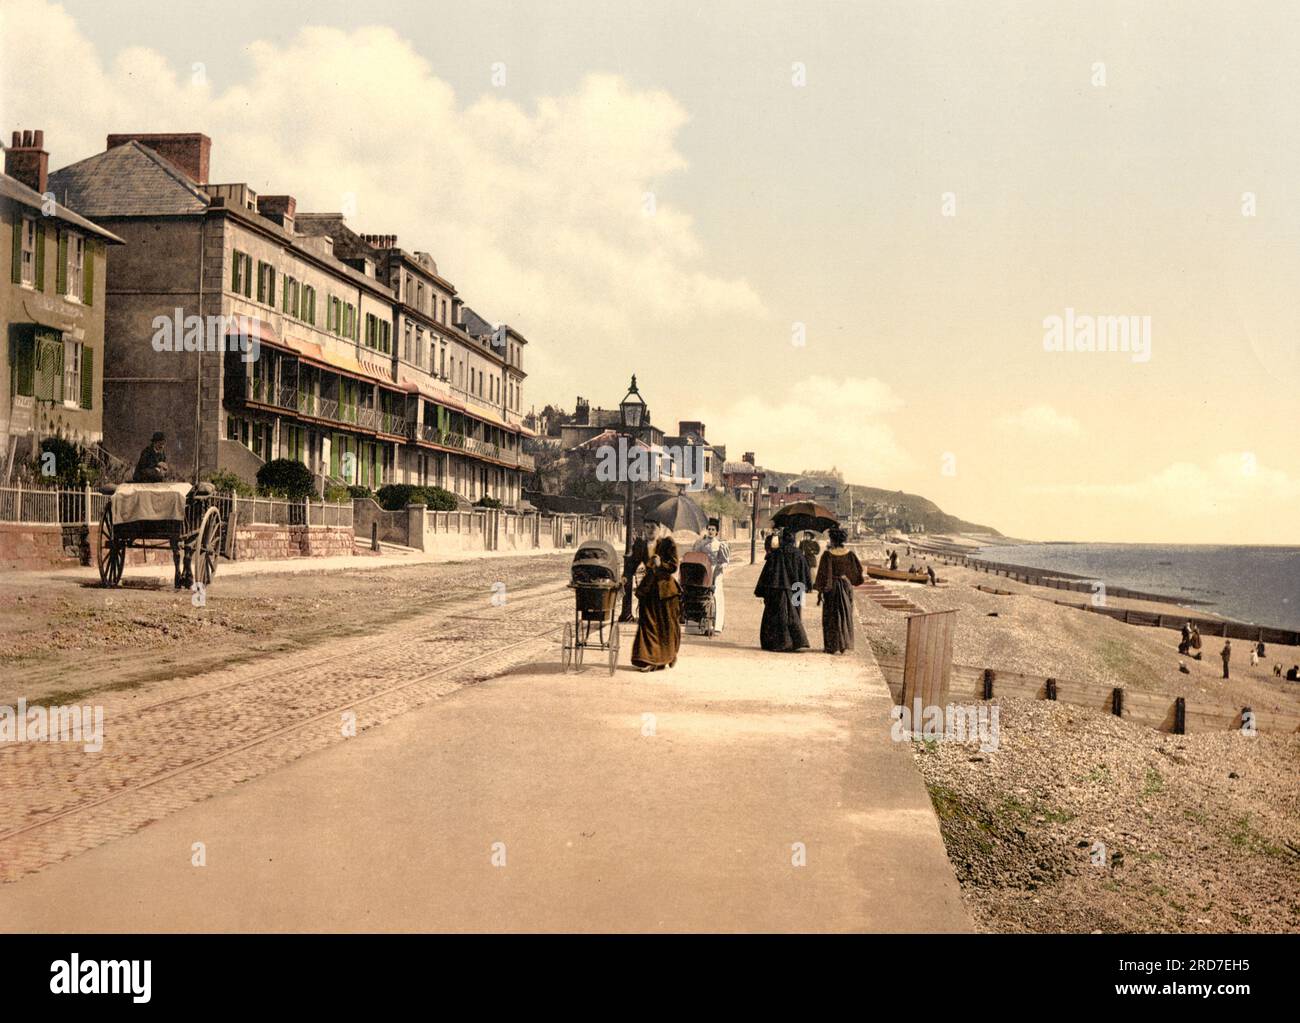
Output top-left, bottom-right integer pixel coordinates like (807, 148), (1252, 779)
(754, 526), (811, 652)
(691, 517), (730, 633)
(632, 532), (682, 672)
(814, 526), (864, 654)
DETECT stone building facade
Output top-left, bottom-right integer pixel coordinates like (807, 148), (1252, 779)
(48, 132), (533, 504)
(2, 129), (122, 480)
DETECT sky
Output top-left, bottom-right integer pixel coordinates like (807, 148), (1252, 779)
(2, 0), (1298, 543)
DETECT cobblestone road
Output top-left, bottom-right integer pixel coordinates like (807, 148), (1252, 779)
(0, 566), (577, 882)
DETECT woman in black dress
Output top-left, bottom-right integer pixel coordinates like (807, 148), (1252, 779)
(754, 526), (811, 652)
(813, 527), (864, 654)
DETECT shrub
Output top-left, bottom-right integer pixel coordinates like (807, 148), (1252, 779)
(256, 458), (315, 500)
(36, 437), (84, 486)
(323, 483), (352, 504)
(375, 484), (459, 511)
(347, 485), (373, 500)
(474, 495), (502, 509)
(208, 469), (256, 497)
(420, 486), (459, 511)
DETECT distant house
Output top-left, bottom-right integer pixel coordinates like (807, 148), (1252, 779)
(2, 129), (123, 480)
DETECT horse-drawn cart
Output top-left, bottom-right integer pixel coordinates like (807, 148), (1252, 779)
(97, 482), (223, 589)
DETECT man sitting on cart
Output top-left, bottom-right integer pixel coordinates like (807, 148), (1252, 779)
(132, 431), (172, 483)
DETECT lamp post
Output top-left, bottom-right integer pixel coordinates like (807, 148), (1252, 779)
(618, 374), (646, 622)
(750, 471), (762, 565)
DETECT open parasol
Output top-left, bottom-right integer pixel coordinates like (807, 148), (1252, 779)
(771, 500), (838, 534)
(642, 493), (709, 534)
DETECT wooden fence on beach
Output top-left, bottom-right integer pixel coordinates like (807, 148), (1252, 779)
(923, 549), (1300, 648)
(876, 657), (1300, 735)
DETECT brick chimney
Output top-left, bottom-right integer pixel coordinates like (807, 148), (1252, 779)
(743, 451), (756, 466)
(6, 130), (48, 194)
(258, 194), (296, 232)
(106, 132), (210, 185)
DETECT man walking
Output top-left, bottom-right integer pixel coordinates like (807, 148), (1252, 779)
(1221, 639), (1232, 680)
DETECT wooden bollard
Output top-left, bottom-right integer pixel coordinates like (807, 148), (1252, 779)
(982, 668), (995, 700)
(1045, 678), (1057, 701)
(1174, 697), (1186, 735)
(1111, 687), (1124, 717)
(371, 521), (379, 552)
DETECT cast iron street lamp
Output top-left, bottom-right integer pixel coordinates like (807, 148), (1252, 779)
(618, 375), (646, 621)
(750, 471), (762, 564)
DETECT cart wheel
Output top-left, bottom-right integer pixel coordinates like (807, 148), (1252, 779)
(575, 620), (588, 668)
(608, 623), (620, 676)
(194, 507), (222, 586)
(561, 622), (574, 673)
(97, 508), (124, 588)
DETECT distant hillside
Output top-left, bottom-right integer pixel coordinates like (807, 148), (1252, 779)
(762, 468), (1001, 537)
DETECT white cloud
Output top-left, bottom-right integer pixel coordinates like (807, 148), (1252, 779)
(0, 2), (766, 403)
(997, 404), (1082, 438)
(698, 375), (910, 481)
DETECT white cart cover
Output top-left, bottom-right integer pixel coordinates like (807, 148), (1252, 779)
(111, 483), (191, 523)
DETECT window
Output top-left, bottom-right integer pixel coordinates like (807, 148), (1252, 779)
(404, 321), (412, 362)
(232, 251), (253, 297)
(440, 346), (446, 379)
(301, 285), (316, 325)
(227, 415), (239, 441)
(66, 234), (84, 300)
(18, 217), (35, 285)
(63, 340), (82, 407)
(365, 313), (378, 349)
(283, 276), (300, 318)
(440, 299), (447, 324)
(256, 261), (275, 305)
(416, 282), (425, 313)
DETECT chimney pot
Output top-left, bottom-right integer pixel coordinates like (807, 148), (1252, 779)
(5, 127), (50, 195)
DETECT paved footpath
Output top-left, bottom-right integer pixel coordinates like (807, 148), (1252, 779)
(0, 562), (970, 932)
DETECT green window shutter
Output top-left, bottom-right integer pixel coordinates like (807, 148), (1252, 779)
(231, 251), (239, 292)
(34, 222), (45, 290)
(80, 347), (94, 409)
(56, 231), (67, 294)
(13, 330), (35, 395)
(9, 218), (20, 283)
(256, 262), (265, 303)
(82, 241), (94, 305)
(282, 277), (289, 311)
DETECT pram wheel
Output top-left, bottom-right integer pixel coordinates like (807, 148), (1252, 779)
(561, 622), (574, 673)
(608, 623), (620, 675)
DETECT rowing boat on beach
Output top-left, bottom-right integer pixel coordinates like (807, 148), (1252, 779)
(866, 564), (930, 583)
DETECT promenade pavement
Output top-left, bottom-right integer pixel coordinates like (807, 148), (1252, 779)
(0, 562), (971, 932)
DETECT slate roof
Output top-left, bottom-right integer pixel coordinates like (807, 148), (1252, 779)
(47, 141), (210, 218)
(459, 305), (495, 340)
(0, 173), (123, 243)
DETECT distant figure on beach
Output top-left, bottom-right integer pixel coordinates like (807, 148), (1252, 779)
(1179, 622), (1191, 655)
(1286, 665), (1299, 682)
(755, 526), (811, 652)
(799, 531), (821, 574)
(926, 565), (937, 586)
(1256, 639), (1266, 659)
(1190, 625), (1202, 659)
(1220, 640), (1232, 680)
(1250, 647), (1259, 667)
(814, 527), (864, 655)
(889, 549), (899, 571)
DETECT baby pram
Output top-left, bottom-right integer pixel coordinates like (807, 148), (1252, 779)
(679, 550), (717, 637)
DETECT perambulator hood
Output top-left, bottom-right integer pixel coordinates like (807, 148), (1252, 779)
(571, 539), (622, 585)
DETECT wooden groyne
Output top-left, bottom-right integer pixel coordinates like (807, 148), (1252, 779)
(923, 550), (1300, 648)
(876, 657), (1300, 735)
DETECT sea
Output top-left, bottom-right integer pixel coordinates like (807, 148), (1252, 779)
(968, 544), (1300, 632)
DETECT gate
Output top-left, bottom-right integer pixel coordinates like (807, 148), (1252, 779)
(900, 609), (956, 711)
